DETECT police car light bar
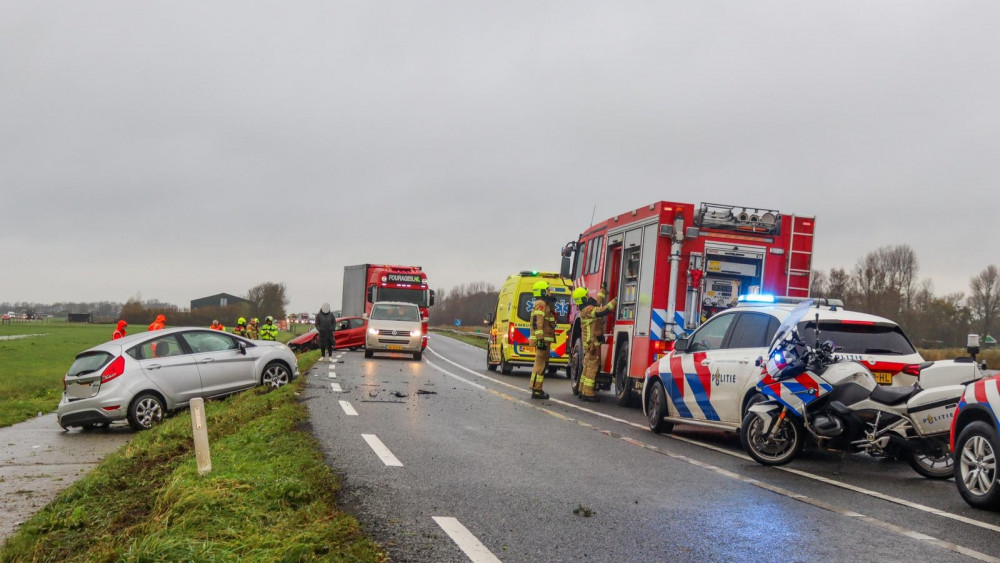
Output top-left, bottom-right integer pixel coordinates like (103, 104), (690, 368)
(737, 294), (775, 303)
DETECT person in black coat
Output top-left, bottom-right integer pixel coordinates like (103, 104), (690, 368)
(315, 303), (338, 360)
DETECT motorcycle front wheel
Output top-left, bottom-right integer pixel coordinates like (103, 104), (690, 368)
(740, 411), (804, 466)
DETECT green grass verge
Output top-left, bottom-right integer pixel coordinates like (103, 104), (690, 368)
(0, 350), (385, 563)
(430, 329), (488, 350)
(0, 324), (299, 428)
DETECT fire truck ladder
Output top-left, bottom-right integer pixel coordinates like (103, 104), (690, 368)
(785, 215), (814, 297)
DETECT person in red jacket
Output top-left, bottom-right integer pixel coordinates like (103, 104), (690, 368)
(112, 320), (128, 340)
(148, 314), (166, 331)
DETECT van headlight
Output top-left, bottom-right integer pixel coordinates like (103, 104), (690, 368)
(410, 329), (422, 337)
(368, 327), (378, 335)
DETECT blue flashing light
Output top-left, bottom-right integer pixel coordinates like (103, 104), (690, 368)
(738, 293), (775, 303)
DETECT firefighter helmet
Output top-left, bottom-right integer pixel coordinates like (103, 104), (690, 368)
(532, 281), (550, 297)
(572, 287), (589, 305)
(238, 317), (246, 325)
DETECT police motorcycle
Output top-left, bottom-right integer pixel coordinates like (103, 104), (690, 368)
(740, 300), (965, 479)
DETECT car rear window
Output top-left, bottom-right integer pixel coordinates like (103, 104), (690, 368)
(67, 352), (113, 376)
(799, 322), (916, 355)
(516, 292), (572, 324)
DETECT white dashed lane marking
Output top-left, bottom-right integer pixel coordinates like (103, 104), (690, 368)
(339, 400), (358, 416)
(330, 382), (342, 392)
(432, 517), (502, 563)
(362, 434), (403, 467)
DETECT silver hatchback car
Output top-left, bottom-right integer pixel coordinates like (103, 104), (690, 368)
(57, 327), (298, 431)
(364, 301), (425, 361)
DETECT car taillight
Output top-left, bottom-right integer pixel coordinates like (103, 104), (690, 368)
(902, 364), (922, 376)
(101, 356), (126, 384)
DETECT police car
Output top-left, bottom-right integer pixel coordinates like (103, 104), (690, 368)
(950, 375), (1000, 510)
(642, 295), (984, 435)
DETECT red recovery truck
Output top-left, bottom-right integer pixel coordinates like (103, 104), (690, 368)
(559, 201), (815, 406)
(342, 264), (436, 347)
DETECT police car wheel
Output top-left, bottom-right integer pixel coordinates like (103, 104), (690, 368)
(647, 379), (672, 434)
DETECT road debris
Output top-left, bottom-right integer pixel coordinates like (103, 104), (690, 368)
(416, 390), (437, 395)
(573, 504), (595, 517)
(391, 391), (409, 398)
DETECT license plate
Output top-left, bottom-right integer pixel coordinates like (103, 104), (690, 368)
(872, 371), (894, 385)
(520, 346), (536, 355)
(387, 344), (403, 350)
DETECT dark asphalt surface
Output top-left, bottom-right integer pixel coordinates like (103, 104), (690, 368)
(303, 335), (1000, 562)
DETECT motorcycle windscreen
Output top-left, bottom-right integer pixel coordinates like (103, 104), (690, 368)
(767, 299), (814, 358)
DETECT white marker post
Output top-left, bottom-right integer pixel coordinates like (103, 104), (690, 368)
(190, 398), (212, 475)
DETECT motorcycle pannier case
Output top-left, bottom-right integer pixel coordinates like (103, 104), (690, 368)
(906, 385), (965, 436)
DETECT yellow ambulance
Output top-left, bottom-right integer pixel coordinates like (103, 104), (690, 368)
(485, 271), (574, 376)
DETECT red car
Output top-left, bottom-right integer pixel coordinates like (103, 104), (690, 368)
(288, 317), (367, 353)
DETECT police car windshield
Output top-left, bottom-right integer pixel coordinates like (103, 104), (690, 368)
(798, 322), (916, 356)
(517, 292), (571, 324)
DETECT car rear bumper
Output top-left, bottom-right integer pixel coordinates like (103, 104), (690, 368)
(57, 389), (131, 427)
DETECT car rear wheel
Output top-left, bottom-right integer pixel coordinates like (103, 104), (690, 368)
(262, 362), (291, 389)
(955, 421), (1000, 509)
(128, 393), (165, 431)
(500, 345), (513, 375)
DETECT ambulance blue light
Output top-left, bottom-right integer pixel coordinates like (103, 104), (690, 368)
(738, 294), (775, 303)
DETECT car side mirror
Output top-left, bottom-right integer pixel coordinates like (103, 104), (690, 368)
(429, 289), (436, 307)
(755, 355), (764, 367)
(674, 337), (689, 353)
(560, 255), (572, 279)
(237, 342), (247, 355)
(485, 312), (495, 324)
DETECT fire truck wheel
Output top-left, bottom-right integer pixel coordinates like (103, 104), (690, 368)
(614, 342), (635, 407)
(500, 346), (513, 375)
(569, 339), (583, 395)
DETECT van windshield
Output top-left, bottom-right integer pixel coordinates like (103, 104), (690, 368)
(371, 304), (421, 322)
(516, 292), (572, 324)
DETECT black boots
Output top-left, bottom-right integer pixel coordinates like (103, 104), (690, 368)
(531, 390), (550, 400)
(580, 395), (600, 403)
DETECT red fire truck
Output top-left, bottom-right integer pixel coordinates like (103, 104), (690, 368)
(342, 264), (435, 345)
(559, 201), (814, 406)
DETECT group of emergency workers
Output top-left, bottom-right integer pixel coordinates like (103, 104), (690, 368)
(111, 313), (279, 341)
(527, 280), (616, 401)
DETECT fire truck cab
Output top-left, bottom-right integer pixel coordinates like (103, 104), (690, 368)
(560, 201), (815, 406)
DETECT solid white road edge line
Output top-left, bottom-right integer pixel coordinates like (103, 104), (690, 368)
(362, 434), (403, 467)
(330, 382), (342, 392)
(428, 346), (1000, 534)
(426, 347), (1000, 560)
(432, 516), (502, 563)
(339, 400), (358, 416)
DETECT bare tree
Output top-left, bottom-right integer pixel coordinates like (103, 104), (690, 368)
(245, 282), (289, 320)
(969, 265), (1000, 338)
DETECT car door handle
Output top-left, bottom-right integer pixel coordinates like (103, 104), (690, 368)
(200, 358), (216, 364)
(700, 360), (711, 366)
(147, 364), (161, 370)
(739, 358), (751, 364)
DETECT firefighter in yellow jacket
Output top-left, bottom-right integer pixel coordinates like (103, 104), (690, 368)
(573, 283), (617, 402)
(528, 281), (556, 400)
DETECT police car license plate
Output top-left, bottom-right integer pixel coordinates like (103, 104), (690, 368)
(387, 344), (403, 350)
(872, 371), (894, 385)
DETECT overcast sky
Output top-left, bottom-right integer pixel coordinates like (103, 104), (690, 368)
(2, 2), (998, 314)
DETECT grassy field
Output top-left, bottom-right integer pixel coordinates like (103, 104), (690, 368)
(430, 328), (488, 350)
(0, 323), (299, 428)
(0, 350), (386, 562)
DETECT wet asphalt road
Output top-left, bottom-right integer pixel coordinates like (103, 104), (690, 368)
(303, 336), (1000, 562)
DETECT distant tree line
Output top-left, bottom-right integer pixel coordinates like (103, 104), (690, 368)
(433, 282), (499, 329)
(2, 282), (289, 327)
(811, 244), (1000, 348)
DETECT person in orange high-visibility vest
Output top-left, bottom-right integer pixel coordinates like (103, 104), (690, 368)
(112, 320), (128, 340)
(210, 320), (225, 331)
(148, 314), (166, 331)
